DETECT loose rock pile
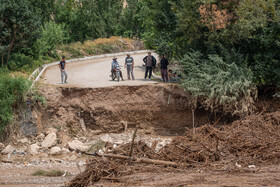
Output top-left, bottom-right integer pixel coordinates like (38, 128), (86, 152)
(0, 127), (90, 159)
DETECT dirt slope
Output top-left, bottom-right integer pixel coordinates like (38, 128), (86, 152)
(38, 84), (210, 136)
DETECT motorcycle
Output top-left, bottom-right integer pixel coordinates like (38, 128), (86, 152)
(111, 65), (122, 81)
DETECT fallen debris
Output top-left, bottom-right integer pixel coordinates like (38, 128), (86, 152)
(67, 111), (280, 186)
(68, 140), (89, 152)
(28, 144), (41, 155)
(89, 153), (179, 167)
(42, 132), (57, 148)
(1, 145), (15, 155)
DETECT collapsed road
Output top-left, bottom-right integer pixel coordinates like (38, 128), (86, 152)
(1, 52), (280, 187)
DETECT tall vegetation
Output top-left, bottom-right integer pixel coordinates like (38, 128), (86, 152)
(140, 0), (280, 115)
(0, 0), (41, 66)
(0, 72), (30, 133)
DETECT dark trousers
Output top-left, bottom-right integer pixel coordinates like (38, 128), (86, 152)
(161, 69), (168, 82)
(145, 66), (153, 79)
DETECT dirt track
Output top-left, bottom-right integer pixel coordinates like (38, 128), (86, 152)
(42, 52), (158, 88)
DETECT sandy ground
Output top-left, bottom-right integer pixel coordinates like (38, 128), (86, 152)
(1, 162), (279, 186)
(42, 53), (158, 88)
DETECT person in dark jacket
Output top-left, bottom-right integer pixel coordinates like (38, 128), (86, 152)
(160, 54), (169, 82)
(143, 52), (156, 80)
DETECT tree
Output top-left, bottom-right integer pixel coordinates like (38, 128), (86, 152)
(54, 0), (123, 42)
(139, 0), (181, 58)
(34, 21), (67, 57)
(117, 0), (145, 37)
(0, 0), (41, 66)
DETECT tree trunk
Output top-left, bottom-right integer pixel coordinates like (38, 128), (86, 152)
(6, 29), (18, 64)
(88, 153), (179, 167)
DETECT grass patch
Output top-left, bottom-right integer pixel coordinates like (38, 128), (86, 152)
(32, 169), (71, 177)
(56, 36), (141, 59)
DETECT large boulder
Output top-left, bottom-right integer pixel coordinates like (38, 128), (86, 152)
(1, 145), (15, 155)
(29, 144), (41, 155)
(42, 132), (57, 148)
(68, 140), (89, 152)
(49, 147), (62, 155)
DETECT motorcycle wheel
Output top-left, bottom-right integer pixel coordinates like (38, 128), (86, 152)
(117, 73), (120, 82)
(112, 73), (115, 81)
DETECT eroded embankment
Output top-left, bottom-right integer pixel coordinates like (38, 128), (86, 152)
(38, 84), (212, 137)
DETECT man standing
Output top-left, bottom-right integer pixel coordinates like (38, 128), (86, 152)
(59, 56), (68, 84)
(125, 54), (135, 80)
(160, 54), (169, 82)
(143, 52), (156, 80)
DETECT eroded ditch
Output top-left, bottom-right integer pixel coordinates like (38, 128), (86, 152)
(38, 84), (216, 137)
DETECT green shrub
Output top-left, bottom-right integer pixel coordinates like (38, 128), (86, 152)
(64, 46), (84, 58)
(8, 53), (34, 71)
(123, 30), (133, 38)
(34, 21), (68, 57)
(180, 51), (257, 116)
(0, 72), (31, 133)
(98, 44), (116, 54)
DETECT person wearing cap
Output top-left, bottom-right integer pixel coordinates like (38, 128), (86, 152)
(124, 54), (135, 80)
(59, 56), (68, 84)
(111, 57), (124, 81)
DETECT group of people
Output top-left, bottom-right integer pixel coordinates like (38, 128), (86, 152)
(111, 52), (170, 82)
(58, 52), (172, 84)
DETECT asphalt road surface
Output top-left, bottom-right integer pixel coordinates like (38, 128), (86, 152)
(42, 52), (158, 88)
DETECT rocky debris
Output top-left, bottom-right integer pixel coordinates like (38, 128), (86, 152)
(42, 132), (57, 148)
(62, 148), (70, 154)
(100, 134), (114, 144)
(36, 133), (45, 140)
(0, 143), (4, 151)
(29, 144), (41, 155)
(1, 145), (15, 155)
(99, 133), (172, 152)
(1, 154), (14, 163)
(58, 134), (71, 149)
(45, 128), (58, 135)
(15, 147), (27, 155)
(68, 140), (89, 152)
(49, 147), (62, 155)
(90, 130), (103, 135)
(79, 119), (87, 132)
(19, 138), (30, 144)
